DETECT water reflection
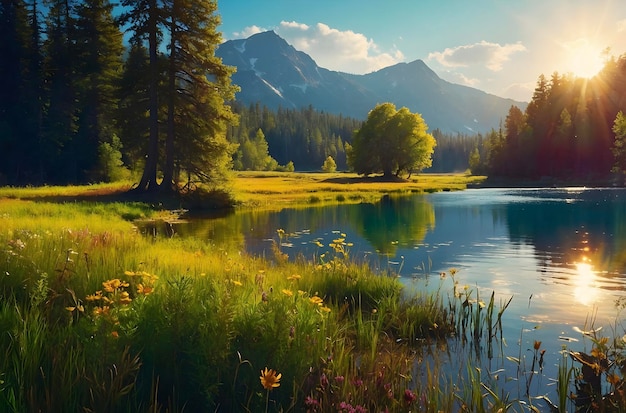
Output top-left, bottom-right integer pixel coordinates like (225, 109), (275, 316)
(345, 195), (435, 254)
(574, 259), (600, 306)
(135, 187), (626, 410)
(136, 189), (626, 302)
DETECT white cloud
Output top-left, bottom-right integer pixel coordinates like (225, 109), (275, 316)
(276, 21), (404, 74)
(618, 19), (626, 32)
(427, 41), (526, 72)
(232, 25), (266, 39)
(280, 21), (309, 31)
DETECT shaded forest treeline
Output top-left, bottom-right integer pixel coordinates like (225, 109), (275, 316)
(473, 56), (626, 180)
(227, 102), (480, 173)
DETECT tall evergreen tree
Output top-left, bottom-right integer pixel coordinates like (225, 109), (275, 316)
(119, 0), (163, 191)
(503, 105), (527, 176)
(611, 111), (626, 174)
(42, 0), (78, 182)
(160, 0), (238, 191)
(0, 0), (37, 183)
(25, 0), (44, 181)
(117, 41), (152, 172)
(74, 0), (124, 181)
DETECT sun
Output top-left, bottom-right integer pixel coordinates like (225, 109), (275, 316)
(563, 38), (606, 79)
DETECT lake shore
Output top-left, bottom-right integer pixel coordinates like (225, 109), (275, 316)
(232, 171), (486, 209)
(0, 172), (487, 212)
(471, 174), (625, 189)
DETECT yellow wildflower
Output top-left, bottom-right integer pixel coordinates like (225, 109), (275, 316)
(260, 367), (281, 390)
(309, 296), (324, 306)
(287, 274), (301, 281)
(231, 279), (243, 286)
(119, 291), (132, 305)
(102, 279), (129, 293)
(282, 289), (294, 297)
(93, 306), (110, 316)
(319, 306), (331, 313)
(137, 284), (153, 295)
(86, 291), (103, 301)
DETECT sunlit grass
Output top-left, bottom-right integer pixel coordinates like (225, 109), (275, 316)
(0, 172), (486, 212)
(1, 180), (623, 412)
(0, 181), (134, 199)
(232, 171), (486, 209)
(0, 197), (492, 411)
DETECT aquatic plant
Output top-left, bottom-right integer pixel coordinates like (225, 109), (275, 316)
(1, 193), (624, 412)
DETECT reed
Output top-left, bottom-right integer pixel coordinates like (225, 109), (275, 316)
(1, 189), (624, 412)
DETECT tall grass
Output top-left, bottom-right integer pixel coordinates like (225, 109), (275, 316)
(0, 200), (457, 411)
(0, 195), (624, 412)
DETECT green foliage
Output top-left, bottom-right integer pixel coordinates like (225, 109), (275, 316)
(97, 134), (131, 182)
(468, 146), (482, 174)
(349, 103), (436, 178)
(228, 102), (360, 171)
(282, 161), (295, 172)
(236, 128), (281, 171)
(321, 155), (337, 172)
(429, 129), (484, 173)
(611, 111), (626, 173)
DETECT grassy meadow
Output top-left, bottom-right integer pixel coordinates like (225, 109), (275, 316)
(231, 171), (487, 208)
(0, 173), (624, 412)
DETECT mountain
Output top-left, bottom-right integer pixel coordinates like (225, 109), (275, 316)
(217, 31), (526, 134)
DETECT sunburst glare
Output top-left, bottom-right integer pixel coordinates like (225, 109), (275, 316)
(562, 38), (606, 79)
(573, 259), (600, 306)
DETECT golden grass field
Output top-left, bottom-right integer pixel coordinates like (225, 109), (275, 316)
(231, 171), (486, 208)
(0, 172), (486, 211)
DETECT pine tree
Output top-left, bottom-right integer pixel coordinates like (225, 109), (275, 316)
(42, 0), (79, 182)
(117, 41), (152, 172)
(0, 0), (38, 183)
(74, 0), (124, 181)
(160, 0), (238, 191)
(119, 0), (163, 191)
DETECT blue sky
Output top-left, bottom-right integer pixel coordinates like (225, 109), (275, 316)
(217, 0), (626, 101)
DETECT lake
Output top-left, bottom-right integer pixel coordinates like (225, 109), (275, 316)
(140, 187), (626, 407)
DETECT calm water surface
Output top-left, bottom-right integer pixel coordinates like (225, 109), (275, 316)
(142, 188), (626, 406)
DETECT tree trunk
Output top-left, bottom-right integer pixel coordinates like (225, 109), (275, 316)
(135, 0), (159, 192)
(161, 1), (176, 193)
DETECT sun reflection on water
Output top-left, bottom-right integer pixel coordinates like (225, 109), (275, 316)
(573, 259), (599, 306)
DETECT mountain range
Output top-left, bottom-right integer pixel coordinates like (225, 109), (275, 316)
(216, 31), (526, 134)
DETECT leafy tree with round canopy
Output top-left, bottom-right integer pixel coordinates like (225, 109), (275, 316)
(348, 103), (436, 178)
